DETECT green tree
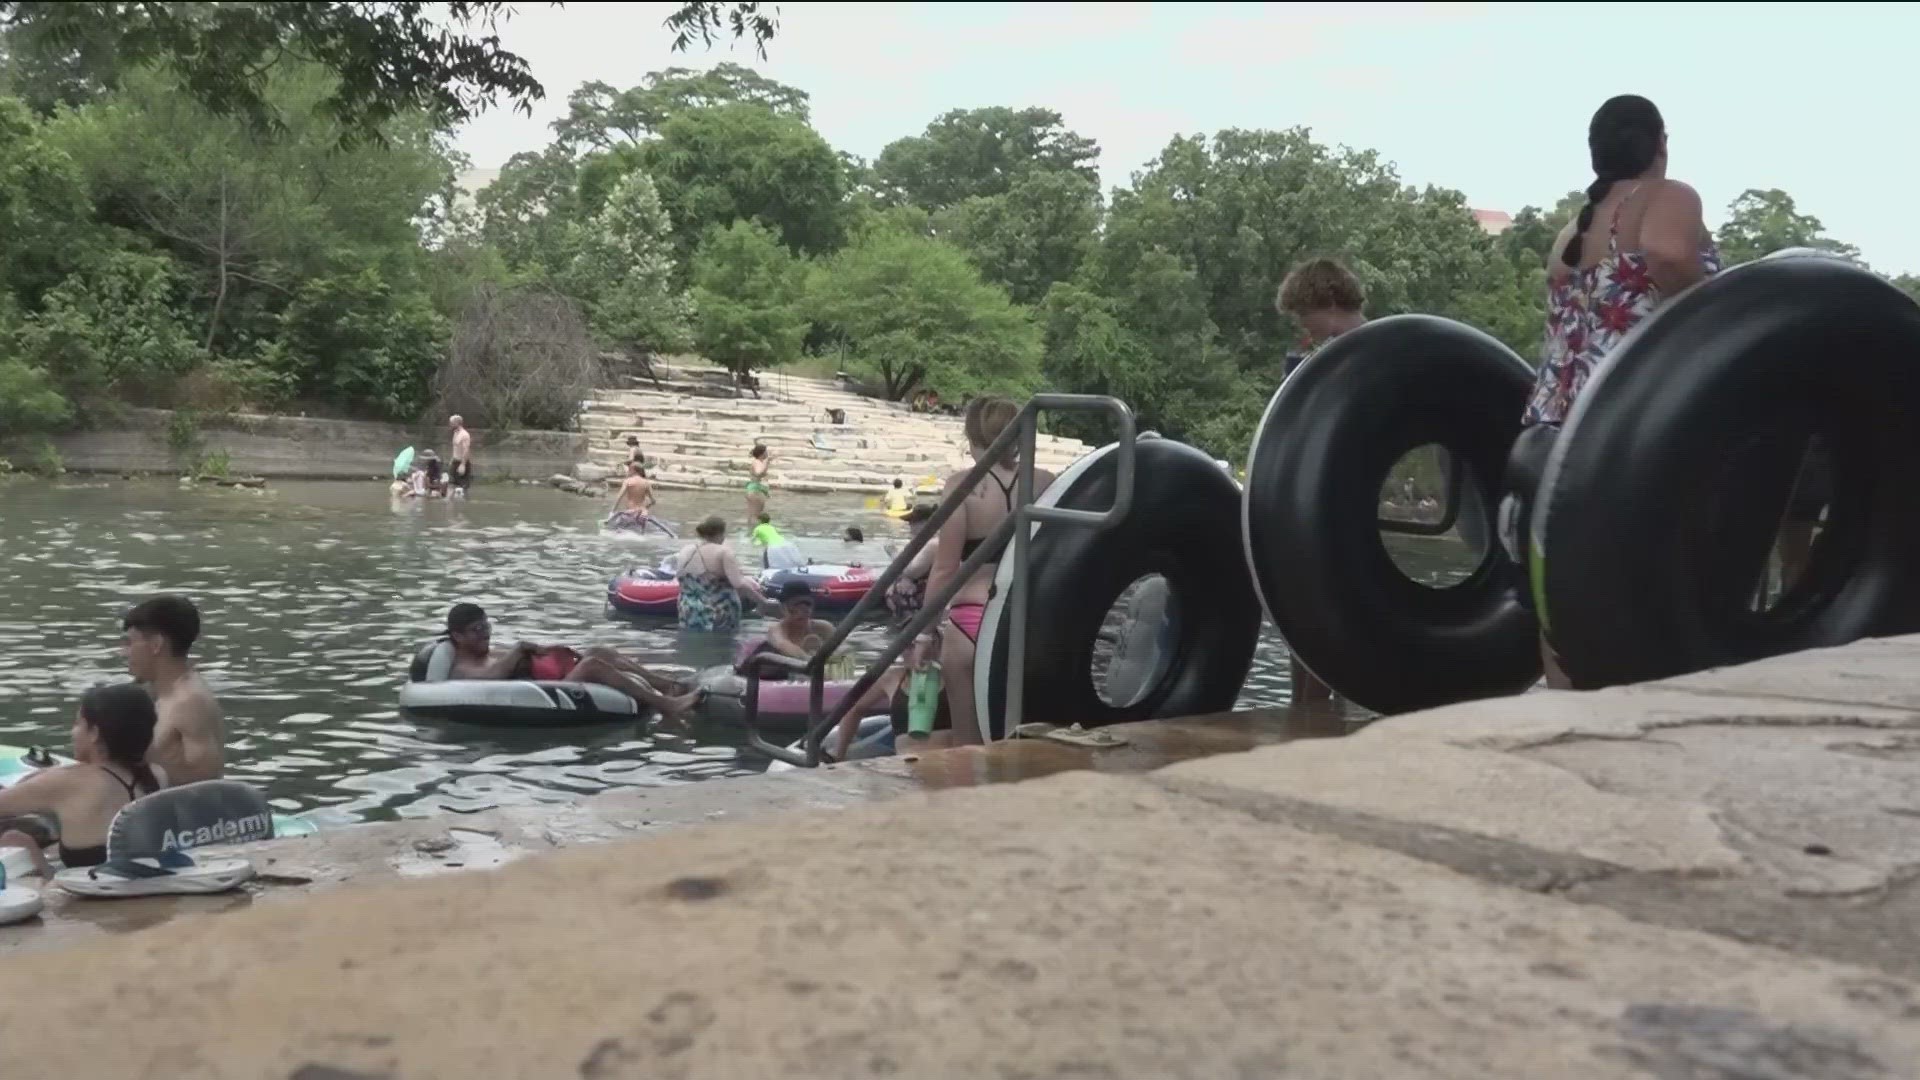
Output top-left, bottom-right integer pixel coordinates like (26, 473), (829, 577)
(642, 102), (849, 259)
(0, 2), (544, 143)
(0, 95), (93, 307)
(550, 65), (808, 152)
(873, 106), (1099, 210)
(690, 220), (808, 376)
(478, 144), (584, 276)
(933, 168), (1100, 305)
(559, 171), (693, 355)
(1715, 188), (1860, 266)
(664, 2), (779, 57)
(8, 249), (207, 411)
(262, 267), (448, 419)
(811, 232), (1041, 402)
(47, 63), (455, 354)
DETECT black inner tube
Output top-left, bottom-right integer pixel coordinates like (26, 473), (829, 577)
(1535, 254), (1920, 687)
(975, 438), (1262, 740)
(1242, 314), (1541, 714)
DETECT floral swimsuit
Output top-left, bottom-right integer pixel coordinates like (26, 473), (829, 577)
(1523, 184), (1723, 426)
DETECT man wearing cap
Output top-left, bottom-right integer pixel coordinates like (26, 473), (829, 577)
(766, 581), (837, 661)
(442, 603), (703, 723)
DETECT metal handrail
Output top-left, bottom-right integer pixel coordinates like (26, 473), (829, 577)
(740, 394), (1137, 766)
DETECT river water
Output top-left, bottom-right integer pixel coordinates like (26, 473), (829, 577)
(0, 477), (1471, 826)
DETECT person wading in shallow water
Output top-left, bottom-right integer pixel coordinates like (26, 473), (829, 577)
(1274, 258), (1369, 708)
(448, 415), (473, 497)
(1522, 94), (1720, 688)
(123, 595), (224, 784)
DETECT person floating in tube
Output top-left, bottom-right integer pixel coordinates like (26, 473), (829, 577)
(441, 603), (704, 725)
(1274, 258), (1371, 707)
(1520, 94), (1720, 687)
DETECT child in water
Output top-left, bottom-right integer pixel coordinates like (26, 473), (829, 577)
(750, 513), (808, 571)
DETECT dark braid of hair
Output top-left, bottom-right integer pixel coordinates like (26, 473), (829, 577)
(1562, 95), (1665, 268)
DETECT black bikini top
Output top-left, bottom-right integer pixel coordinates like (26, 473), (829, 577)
(56, 765), (156, 868)
(959, 470), (1017, 562)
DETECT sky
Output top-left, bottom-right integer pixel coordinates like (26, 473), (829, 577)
(454, 1), (1920, 274)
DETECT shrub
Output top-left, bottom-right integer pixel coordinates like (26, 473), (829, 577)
(436, 284), (604, 430)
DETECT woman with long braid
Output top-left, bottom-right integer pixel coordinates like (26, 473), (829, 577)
(1525, 95), (1721, 685)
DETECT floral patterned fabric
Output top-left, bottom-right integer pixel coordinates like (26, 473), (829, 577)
(1523, 186), (1722, 426)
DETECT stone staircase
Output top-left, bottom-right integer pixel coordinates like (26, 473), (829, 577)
(575, 361), (1092, 496)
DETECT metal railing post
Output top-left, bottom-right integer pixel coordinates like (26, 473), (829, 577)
(738, 394), (1137, 765)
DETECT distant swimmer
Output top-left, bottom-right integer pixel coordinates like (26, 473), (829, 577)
(745, 443), (772, 523)
(123, 595), (224, 784)
(448, 415), (473, 497)
(606, 463), (673, 535)
(882, 478), (910, 515)
(441, 603), (702, 723)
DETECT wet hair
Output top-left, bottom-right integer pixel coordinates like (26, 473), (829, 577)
(123, 595), (200, 657)
(757, 512), (771, 525)
(696, 515), (727, 541)
(891, 478), (903, 489)
(78, 682), (160, 791)
(1276, 258), (1365, 317)
(1563, 95), (1665, 268)
(750, 444), (768, 460)
(447, 602), (487, 634)
(963, 396), (1020, 463)
(844, 526), (864, 543)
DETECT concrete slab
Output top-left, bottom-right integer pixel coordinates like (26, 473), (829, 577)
(1, 773), (1914, 1080)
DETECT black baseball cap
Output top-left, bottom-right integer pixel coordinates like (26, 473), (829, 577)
(447, 603), (488, 633)
(777, 581), (816, 604)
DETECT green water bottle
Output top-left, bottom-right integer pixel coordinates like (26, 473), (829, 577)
(906, 662), (942, 739)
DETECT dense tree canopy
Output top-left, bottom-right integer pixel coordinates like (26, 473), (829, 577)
(3, 12), (1912, 468)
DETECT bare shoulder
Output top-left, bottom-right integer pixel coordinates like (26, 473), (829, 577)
(1645, 178), (1703, 212)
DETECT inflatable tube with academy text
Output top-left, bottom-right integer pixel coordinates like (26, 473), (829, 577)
(0, 744), (319, 839)
(1242, 315), (1540, 714)
(1533, 253), (1920, 688)
(974, 437), (1262, 742)
(399, 641), (644, 728)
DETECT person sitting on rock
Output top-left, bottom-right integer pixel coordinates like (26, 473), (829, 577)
(442, 603), (702, 724)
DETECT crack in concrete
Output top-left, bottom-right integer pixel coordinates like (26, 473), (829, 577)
(1644, 684), (1920, 721)
(1147, 772), (1920, 983)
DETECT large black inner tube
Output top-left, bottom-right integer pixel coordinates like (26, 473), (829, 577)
(1243, 314), (1540, 715)
(1534, 253), (1920, 688)
(974, 438), (1262, 741)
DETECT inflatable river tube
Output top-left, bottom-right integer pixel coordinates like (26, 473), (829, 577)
(974, 437), (1262, 742)
(692, 636), (891, 738)
(0, 743), (318, 839)
(1533, 251), (1920, 688)
(607, 564), (883, 622)
(400, 640), (646, 728)
(1242, 314), (1541, 715)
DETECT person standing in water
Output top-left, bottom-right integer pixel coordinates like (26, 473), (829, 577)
(606, 462), (661, 532)
(674, 516), (774, 632)
(1524, 94), (1719, 687)
(448, 416), (473, 497)
(882, 478), (910, 515)
(928, 396), (1053, 746)
(1274, 258), (1369, 707)
(121, 595), (223, 784)
(750, 513), (808, 571)
(744, 444), (772, 524)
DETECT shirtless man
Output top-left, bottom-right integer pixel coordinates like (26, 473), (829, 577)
(606, 462), (656, 530)
(448, 415), (473, 496)
(122, 595), (222, 784)
(441, 603), (702, 724)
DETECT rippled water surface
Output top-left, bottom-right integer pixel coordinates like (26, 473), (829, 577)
(0, 477), (1471, 825)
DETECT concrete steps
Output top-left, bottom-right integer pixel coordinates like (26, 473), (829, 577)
(576, 360), (1093, 495)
